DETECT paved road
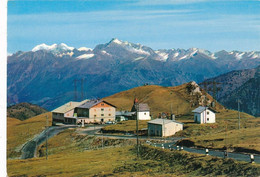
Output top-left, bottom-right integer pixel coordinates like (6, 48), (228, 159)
(77, 128), (260, 164)
(21, 125), (260, 164)
(153, 142), (260, 164)
(21, 125), (77, 159)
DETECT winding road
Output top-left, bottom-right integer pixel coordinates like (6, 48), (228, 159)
(21, 125), (77, 159)
(21, 125), (260, 164)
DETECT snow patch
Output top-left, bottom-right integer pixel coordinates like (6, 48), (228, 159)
(111, 38), (123, 45)
(101, 50), (111, 56)
(57, 51), (74, 57)
(235, 52), (245, 60)
(78, 47), (92, 52)
(174, 52), (179, 57)
(134, 57), (144, 61)
(156, 52), (168, 61)
(32, 43), (74, 52)
(179, 54), (189, 60)
(76, 54), (95, 60)
(248, 52), (260, 59)
(130, 47), (150, 55)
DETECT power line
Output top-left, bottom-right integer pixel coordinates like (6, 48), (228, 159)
(73, 78), (85, 101)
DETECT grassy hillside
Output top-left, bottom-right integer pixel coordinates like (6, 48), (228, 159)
(176, 116), (260, 153)
(7, 112), (52, 158)
(8, 128), (260, 177)
(104, 82), (226, 118)
(7, 145), (260, 176)
(7, 102), (48, 120)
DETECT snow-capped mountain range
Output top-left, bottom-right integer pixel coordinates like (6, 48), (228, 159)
(28, 38), (260, 62)
(7, 38), (260, 110)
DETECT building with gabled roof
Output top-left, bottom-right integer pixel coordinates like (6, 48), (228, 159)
(74, 99), (116, 124)
(131, 98), (151, 120)
(192, 106), (216, 124)
(148, 118), (183, 137)
(52, 99), (116, 125)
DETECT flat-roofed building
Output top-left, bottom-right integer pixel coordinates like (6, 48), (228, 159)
(52, 99), (88, 125)
(148, 118), (183, 137)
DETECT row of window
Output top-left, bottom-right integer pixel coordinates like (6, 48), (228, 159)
(93, 108), (111, 112)
(94, 113), (112, 117)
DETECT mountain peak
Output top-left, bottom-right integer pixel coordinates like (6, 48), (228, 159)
(109, 38), (123, 45)
(32, 43), (74, 52)
(105, 38), (151, 56)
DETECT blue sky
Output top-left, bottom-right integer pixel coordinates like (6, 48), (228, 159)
(7, 0), (260, 53)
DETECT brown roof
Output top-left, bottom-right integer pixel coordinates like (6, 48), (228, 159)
(77, 99), (116, 109)
(131, 103), (150, 112)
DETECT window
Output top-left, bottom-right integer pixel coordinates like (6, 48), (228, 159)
(101, 103), (104, 106)
(101, 108), (104, 111)
(108, 108), (111, 111)
(207, 111), (209, 115)
(207, 118), (209, 121)
(109, 114), (111, 116)
(144, 113), (146, 115)
(101, 114), (104, 116)
(94, 115), (96, 117)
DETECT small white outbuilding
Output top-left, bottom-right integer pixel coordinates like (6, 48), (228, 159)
(148, 119), (183, 137)
(192, 106), (216, 124)
(131, 98), (151, 120)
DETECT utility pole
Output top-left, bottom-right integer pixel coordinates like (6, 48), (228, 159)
(45, 115), (48, 160)
(171, 103), (173, 115)
(102, 132), (104, 149)
(135, 100), (139, 158)
(224, 121), (228, 158)
(238, 99), (241, 130)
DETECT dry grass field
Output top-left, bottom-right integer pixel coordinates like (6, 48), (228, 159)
(103, 83), (215, 118)
(8, 146), (137, 177)
(176, 115), (260, 153)
(7, 144), (260, 177)
(102, 120), (149, 133)
(7, 112), (52, 158)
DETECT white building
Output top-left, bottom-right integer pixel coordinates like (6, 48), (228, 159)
(131, 98), (151, 120)
(148, 119), (183, 137)
(52, 99), (88, 125)
(192, 106), (216, 124)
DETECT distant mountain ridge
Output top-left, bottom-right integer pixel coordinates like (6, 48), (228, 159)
(7, 102), (48, 120)
(7, 38), (260, 110)
(201, 65), (260, 116)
